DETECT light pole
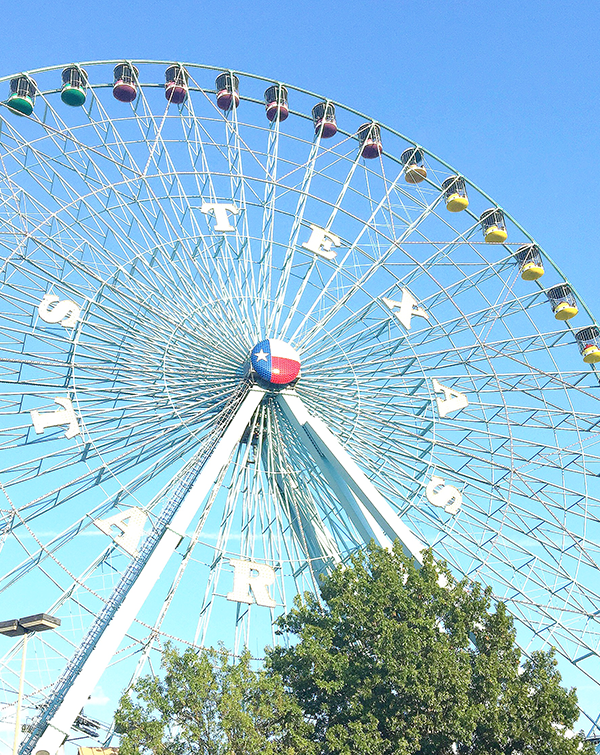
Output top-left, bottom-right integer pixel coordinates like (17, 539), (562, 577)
(0, 613), (61, 755)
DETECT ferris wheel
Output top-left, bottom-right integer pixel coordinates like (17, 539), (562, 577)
(0, 59), (599, 754)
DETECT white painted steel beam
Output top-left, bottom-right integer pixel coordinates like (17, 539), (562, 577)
(274, 409), (391, 550)
(277, 390), (424, 564)
(263, 444), (343, 573)
(32, 386), (265, 755)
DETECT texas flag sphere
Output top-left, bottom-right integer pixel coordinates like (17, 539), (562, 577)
(250, 339), (301, 385)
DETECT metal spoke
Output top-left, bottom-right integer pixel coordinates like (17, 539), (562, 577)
(0, 60), (597, 750)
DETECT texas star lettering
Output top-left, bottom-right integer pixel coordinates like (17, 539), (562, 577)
(383, 288), (429, 330)
(426, 476), (462, 516)
(301, 224), (341, 260)
(227, 559), (277, 608)
(30, 397), (80, 439)
(94, 508), (148, 556)
(201, 202), (239, 232)
(432, 379), (469, 418)
(38, 293), (80, 328)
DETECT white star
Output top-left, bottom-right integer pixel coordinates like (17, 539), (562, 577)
(255, 349), (268, 362)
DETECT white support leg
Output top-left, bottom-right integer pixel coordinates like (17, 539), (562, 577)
(265, 452), (343, 572)
(276, 410), (391, 549)
(32, 387), (265, 755)
(311, 455), (393, 550)
(278, 391), (424, 564)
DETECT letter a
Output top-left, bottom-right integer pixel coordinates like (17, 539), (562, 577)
(432, 379), (469, 418)
(94, 507), (147, 556)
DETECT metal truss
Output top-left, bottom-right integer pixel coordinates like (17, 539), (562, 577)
(0, 61), (597, 753)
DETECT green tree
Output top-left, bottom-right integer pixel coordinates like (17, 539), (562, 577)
(267, 542), (592, 755)
(115, 644), (315, 755)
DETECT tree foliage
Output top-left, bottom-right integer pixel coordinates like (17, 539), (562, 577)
(116, 543), (592, 755)
(115, 645), (315, 755)
(268, 543), (592, 755)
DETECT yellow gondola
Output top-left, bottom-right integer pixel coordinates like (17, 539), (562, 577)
(441, 176), (468, 212)
(547, 284), (578, 321)
(513, 244), (544, 280)
(575, 326), (600, 364)
(480, 208), (507, 243)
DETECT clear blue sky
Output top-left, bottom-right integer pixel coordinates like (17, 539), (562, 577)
(0, 0), (599, 739)
(2, 0), (599, 311)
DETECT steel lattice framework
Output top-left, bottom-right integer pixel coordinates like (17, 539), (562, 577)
(0, 60), (597, 754)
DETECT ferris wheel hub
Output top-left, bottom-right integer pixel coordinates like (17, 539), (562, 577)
(250, 338), (301, 385)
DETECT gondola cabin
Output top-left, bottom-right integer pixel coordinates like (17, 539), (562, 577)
(165, 65), (188, 104)
(113, 63), (139, 103)
(264, 85), (289, 122)
(513, 244), (544, 280)
(357, 123), (382, 159)
(401, 148), (427, 183)
(61, 66), (88, 107)
(547, 284), (578, 320)
(575, 325), (600, 364)
(215, 72), (240, 110)
(7, 76), (36, 116)
(312, 101), (337, 138)
(480, 209), (508, 243)
(441, 176), (469, 211)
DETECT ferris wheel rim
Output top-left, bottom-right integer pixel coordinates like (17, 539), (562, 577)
(0, 56), (598, 748)
(0, 57), (589, 324)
